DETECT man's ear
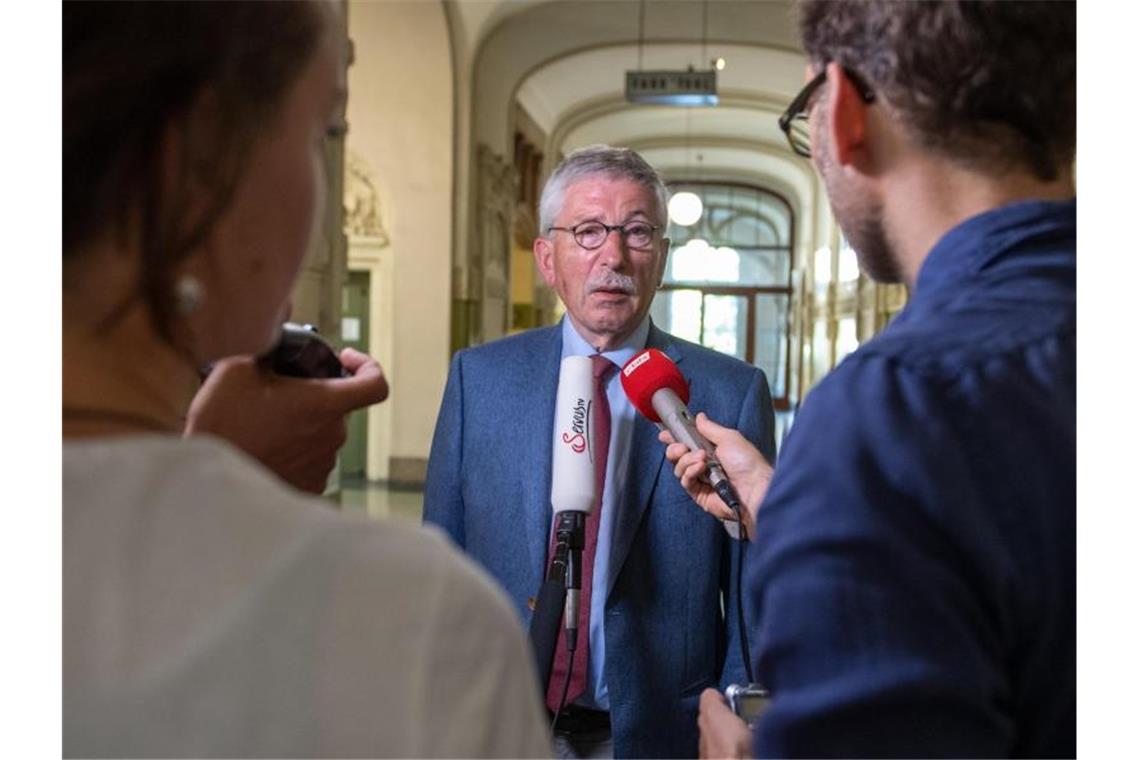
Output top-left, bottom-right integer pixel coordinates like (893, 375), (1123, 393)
(822, 61), (870, 168)
(533, 236), (557, 288)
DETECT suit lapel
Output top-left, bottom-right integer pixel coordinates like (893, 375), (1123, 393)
(606, 323), (686, 599)
(522, 326), (565, 576)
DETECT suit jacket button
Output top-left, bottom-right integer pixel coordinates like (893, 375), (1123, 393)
(527, 597), (537, 611)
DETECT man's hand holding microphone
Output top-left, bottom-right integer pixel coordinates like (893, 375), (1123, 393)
(657, 412), (773, 537)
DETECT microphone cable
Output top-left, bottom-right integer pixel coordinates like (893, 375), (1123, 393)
(735, 515), (754, 684)
(549, 641), (575, 733)
(713, 479), (755, 686)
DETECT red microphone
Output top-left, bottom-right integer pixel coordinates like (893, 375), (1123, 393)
(620, 349), (689, 423)
(620, 348), (744, 516)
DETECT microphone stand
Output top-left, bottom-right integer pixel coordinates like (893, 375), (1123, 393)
(555, 511), (586, 654)
(528, 511), (585, 693)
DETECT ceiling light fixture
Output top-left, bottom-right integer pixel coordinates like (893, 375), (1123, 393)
(626, 0), (718, 106)
(669, 192), (703, 226)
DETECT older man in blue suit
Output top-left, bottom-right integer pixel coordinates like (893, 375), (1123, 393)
(424, 145), (775, 758)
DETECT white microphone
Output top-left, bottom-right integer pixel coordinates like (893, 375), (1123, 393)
(548, 355), (597, 650)
(551, 355), (596, 516)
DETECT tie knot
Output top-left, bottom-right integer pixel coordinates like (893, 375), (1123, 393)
(592, 353), (615, 381)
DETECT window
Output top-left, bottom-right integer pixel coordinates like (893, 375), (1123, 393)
(651, 182), (795, 409)
(838, 236), (860, 283)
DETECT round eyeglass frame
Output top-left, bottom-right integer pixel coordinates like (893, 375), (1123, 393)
(547, 221), (662, 251)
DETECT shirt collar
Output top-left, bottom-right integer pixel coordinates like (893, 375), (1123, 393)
(914, 197), (1076, 297)
(560, 314), (651, 370)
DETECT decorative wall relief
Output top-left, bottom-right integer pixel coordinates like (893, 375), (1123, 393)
(344, 150), (390, 244)
(513, 201), (536, 250)
(474, 144), (519, 344)
(510, 202), (541, 330)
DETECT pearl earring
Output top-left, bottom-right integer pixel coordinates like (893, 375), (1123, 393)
(176, 275), (203, 316)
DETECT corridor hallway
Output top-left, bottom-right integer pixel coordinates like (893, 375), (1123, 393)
(319, 0), (907, 496)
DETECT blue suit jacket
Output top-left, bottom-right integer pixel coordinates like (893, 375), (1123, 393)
(424, 321), (776, 758)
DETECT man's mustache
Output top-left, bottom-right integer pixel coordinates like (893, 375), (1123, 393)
(586, 273), (637, 295)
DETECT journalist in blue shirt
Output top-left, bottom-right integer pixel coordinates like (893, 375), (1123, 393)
(663, 2), (1075, 757)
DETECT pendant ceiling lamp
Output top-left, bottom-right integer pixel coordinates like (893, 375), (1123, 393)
(669, 111), (703, 227)
(668, 191), (703, 227)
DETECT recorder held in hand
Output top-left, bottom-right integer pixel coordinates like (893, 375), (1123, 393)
(261, 322), (346, 379)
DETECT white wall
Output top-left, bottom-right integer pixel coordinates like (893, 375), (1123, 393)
(348, 0), (453, 479)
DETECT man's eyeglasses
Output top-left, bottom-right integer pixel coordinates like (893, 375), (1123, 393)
(547, 220), (660, 251)
(778, 66), (877, 158)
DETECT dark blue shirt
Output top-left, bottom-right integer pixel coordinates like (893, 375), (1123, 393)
(748, 200), (1075, 758)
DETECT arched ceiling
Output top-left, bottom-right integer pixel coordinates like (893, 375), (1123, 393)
(463, 0), (815, 201)
(561, 103), (786, 157)
(445, 0), (556, 62)
(516, 42), (804, 136)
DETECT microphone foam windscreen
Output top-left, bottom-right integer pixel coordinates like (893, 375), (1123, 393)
(551, 355), (597, 514)
(620, 348), (689, 423)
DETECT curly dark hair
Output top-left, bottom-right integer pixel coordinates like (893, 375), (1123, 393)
(64, 0), (329, 341)
(799, 0), (1075, 181)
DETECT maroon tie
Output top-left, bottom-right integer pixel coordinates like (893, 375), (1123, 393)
(546, 353), (614, 711)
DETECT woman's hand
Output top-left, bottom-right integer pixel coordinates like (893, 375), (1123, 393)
(185, 348), (388, 493)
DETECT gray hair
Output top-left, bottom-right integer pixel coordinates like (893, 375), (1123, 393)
(538, 145), (669, 234)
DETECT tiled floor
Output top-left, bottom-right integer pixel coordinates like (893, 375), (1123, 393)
(338, 479), (424, 522)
